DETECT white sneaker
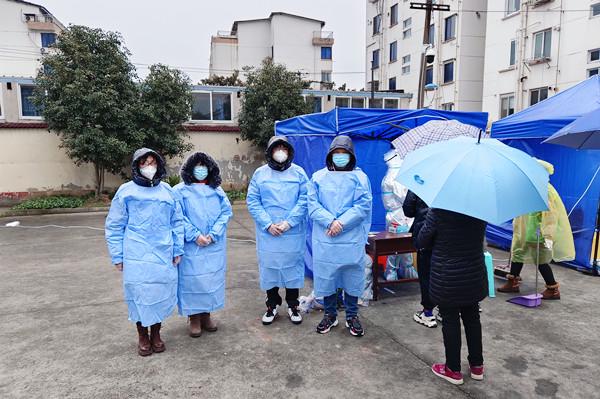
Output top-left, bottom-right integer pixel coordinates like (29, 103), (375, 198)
(262, 306), (278, 325)
(287, 306), (302, 324)
(413, 310), (437, 328)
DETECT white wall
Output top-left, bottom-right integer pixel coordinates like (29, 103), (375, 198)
(482, 0), (600, 122)
(0, 127), (262, 202)
(236, 20), (272, 71)
(0, 0), (49, 78)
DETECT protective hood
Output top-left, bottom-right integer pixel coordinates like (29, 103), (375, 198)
(266, 135), (295, 171)
(536, 159), (555, 175)
(326, 135), (356, 171)
(131, 148), (167, 187)
(180, 151), (222, 188)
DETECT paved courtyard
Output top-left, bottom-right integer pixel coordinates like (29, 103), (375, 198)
(0, 207), (598, 398)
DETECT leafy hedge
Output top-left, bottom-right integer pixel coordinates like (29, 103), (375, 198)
(11, 196), (86, 210)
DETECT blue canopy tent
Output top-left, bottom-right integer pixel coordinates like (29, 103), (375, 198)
(490, 75), (600, 270)
(275, 107), (488, 276)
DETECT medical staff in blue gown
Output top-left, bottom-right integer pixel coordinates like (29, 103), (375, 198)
(247, 136), (308, 326)
(174, 152), (232, 338)
(309, 135), (372, 337)
(105, 148), (184, 356)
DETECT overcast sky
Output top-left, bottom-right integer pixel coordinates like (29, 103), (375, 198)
(40, 0), (367, 89)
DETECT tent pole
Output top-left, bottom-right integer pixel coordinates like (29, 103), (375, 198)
(583, 190), (600, 276)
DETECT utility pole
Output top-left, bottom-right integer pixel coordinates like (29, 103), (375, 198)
(411, 1), (449, 109)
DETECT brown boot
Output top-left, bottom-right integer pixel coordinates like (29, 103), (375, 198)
(188, 314), (202, 338)
(150, 323), (165, 353)
(497, 274), (521, 293)
(136, 322), (152, 357)
(541, 283), (560, 300)
(200, 313), (217, 332)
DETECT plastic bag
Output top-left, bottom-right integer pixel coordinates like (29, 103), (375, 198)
(360, 254), (374, 307)
(298, 290), (324, 314)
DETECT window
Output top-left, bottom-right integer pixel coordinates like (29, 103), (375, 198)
(370, 80), (380, 91)
(403, 18), (412, 39)
(444, 15), (457, 41)
(506, 0), (520, 15)
(19, 85), (42, 118)
(351, 97), (365, 108)
(391, 4), (399, 26)
(402, 54), (411, 75)
(321, 71), (332, 83)
(390, 41), (398, 62)
(389, 77), (397, 91)
(530, 87), (549, 106)
(428, 24), (435, 45)
(384, 98), (399, 109)
(443, 60), (455, 83)
(335, 97), (350, 108)
(589, 68), (600, 77)
(589, 49), (600, 63)
(425, 67), (433, 85)
(369, 98), (383, 108)
(0, 85), (3, 119)
(212, 93), (232, 121)
(305, 96), (323, 113)
(372, 49), (380, 69)
(321, 47), (332, 60)
(500, 94), (515, 118)
(442, 103), (454, 111)
(41, 32), (56, 48)
(191, 92), (232, 121)
(592, 3), (600, 17)
(373, 14), (382, 35)
(509, 39), (516, 66)
(533, 29), (552, 59)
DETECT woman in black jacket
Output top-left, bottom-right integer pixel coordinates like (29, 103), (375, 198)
(402, 190), (436, 328)
(417, 208), (487, 385)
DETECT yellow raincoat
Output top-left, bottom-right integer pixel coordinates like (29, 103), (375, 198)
(511, 160), (576, 265)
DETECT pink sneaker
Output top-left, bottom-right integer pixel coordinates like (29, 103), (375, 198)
(431, 363), (464, 385)
(470, 365), (484, 381)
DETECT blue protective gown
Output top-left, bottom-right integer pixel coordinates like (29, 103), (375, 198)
(247, 163), (309, 290)
(105, 181), (184, 327)
(308, 168), (373, 297)
(174, 183), (233, 315)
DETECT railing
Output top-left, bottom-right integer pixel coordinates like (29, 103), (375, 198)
(216, 30), (236, 38)
(23, 14), (54, 23)
(314, 31), (334, 40)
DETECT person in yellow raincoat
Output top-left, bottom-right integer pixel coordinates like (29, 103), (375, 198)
(498, 159), (575, 299)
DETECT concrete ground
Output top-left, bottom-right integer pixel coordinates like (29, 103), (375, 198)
(0, 207), (598, 399)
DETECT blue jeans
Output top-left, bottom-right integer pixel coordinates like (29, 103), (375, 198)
(324, 292), (359, 319)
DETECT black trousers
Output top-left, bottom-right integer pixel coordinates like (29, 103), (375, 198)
(510, 262), (557, 285)
(438, 303), (483, 372)
(266, 287), (299, 308)
(417, 249), (435, 310)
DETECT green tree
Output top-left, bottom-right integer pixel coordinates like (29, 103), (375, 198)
(33, 25), (140, 196)
(137, 64), (193, 158)
(200, 70), (244, 86)
(238, 58), (311, 148)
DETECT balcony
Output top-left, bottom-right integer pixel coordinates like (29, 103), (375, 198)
(313, 31), (334, 46)
(24, 13), (60, 31)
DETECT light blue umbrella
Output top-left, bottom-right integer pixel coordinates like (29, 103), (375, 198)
(396, 136), (549, 224)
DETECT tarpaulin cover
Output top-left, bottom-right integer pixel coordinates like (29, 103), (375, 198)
(490, 76), (600, 270)
(275, 107), (489, 276)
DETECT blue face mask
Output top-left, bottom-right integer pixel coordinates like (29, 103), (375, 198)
(332, 153), (351, 168)
(193, 165), (208, 181)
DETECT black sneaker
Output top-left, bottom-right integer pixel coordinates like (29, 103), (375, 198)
(345, 316), (365, 337)
(316, 314), (338, 334)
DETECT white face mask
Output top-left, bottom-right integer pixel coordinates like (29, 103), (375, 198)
(140, 165), (157, 180)
(273, 149), (288, 163)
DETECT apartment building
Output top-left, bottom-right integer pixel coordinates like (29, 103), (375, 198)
(482, 0), (600, 121)
(210, 12), (335, 89)
(365, 0), (487, 111)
